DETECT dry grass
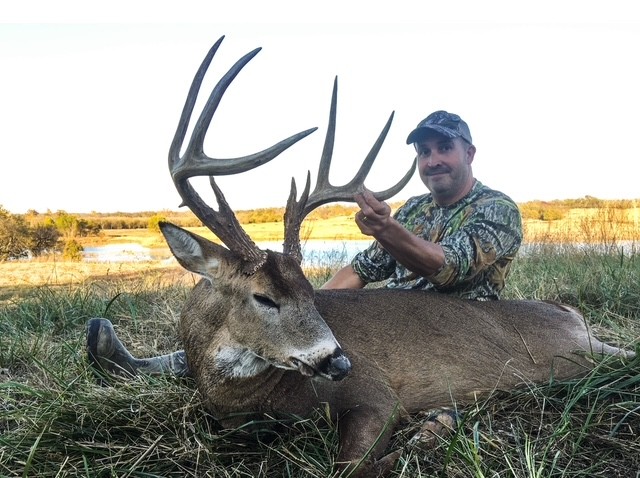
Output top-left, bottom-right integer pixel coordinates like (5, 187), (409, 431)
(0, 258), (191, 302)
(524, 207), (640, 244)
(80, 215), (369, 248)
(85, 208), (640, 249)
(1, 216), (639, 477)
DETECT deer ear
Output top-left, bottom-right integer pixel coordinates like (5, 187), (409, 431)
(159, 222), (228, 280)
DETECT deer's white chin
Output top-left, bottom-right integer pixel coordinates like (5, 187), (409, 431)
(215, 347), (269, 378)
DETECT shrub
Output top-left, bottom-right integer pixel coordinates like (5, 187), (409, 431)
(62, 239), (84, 261)
(519, 202), (566, 221)
(148, 214), (167, 233)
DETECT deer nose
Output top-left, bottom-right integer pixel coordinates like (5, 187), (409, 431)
(325, 348), (351, 381)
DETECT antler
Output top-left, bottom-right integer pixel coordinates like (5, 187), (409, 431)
(283, 78), (416, 262)
(168, 36), (317, 274)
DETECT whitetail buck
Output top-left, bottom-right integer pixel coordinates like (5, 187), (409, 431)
(88, 37), (635, 477)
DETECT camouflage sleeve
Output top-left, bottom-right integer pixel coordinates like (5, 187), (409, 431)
(349, 200), (416, 283)
(351, 240), (396, 283)
(427, 197), (523, 288)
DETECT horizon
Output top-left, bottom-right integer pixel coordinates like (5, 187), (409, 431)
(5, 195), (640, 217)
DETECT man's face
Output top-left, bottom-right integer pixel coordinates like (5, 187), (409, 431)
(414, 134), (476, 206)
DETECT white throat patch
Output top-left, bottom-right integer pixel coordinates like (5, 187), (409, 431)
(215, 346), (270, 378)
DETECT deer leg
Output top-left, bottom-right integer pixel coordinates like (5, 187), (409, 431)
(408, 408), (461, 450)
(86, 318), (190, 379)
(335, 404), (402, 478)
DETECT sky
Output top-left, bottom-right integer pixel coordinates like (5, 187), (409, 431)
(2, 2), (639, 214)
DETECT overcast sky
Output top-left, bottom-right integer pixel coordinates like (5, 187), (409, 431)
(2, 2), (639, 214)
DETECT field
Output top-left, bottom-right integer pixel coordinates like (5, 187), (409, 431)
(1, 212), (640, 477)
(83, 206), (640, 246)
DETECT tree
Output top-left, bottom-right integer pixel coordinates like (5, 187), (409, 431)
(24, 209), (40, 227)
(0, 206), (31, 260)
(54, 210), (79, 238)
(29, 224), (61, 256)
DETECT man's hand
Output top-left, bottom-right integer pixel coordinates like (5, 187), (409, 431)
(354, 189), (392, 235)
(353, 189), (447, 278)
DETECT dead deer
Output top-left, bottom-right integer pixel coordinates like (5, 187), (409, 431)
(89, 37), (635, 477)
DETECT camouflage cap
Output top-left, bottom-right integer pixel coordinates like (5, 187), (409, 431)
(406, 111), (473, 145)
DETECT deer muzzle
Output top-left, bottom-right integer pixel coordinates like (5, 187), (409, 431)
(319, 347), (352, 381)
(289, 347), (351, 381)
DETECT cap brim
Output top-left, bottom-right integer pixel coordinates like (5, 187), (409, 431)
(406, 125), (458, 145)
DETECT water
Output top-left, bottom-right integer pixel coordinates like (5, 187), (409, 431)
(83, 244), (155, 263)
(259, 239), (373, 265)
(82, 239), (375, 264)
(83, 239), (638, 264)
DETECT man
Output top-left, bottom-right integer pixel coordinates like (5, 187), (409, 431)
(87, 110), (522, 377)
(323, 110), (522, 300)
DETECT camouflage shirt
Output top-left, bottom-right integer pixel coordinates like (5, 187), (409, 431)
(351, 180), (523, 300)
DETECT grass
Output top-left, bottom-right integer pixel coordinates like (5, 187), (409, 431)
(1, 240), (639, 477)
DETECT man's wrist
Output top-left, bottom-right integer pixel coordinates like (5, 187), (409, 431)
(373, 217), (406, 245)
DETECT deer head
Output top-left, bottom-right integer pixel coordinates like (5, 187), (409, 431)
(162, 36), (414, 381)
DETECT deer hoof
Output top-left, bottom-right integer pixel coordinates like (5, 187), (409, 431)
(408, 408), (460, 450)
(86, 318), (138, 382)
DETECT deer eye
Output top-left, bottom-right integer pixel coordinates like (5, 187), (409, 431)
(253, 294), (279, 311)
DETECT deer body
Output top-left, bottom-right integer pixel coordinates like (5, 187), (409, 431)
(185, 286), (607, 421)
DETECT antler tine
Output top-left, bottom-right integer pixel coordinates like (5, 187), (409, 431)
(283, 78), (416, 262)
(311, 77), (339, 194)
(169, 36), (317, 181)
(168, 36), (223, 171)
(169, 36), (317, 274)
(306, 78), (415, 217)
(283, 172), (312, 263)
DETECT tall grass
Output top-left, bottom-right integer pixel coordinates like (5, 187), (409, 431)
(1, 242), (639, 477)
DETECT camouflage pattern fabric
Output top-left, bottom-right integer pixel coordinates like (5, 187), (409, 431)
(351, 181), (523, 300)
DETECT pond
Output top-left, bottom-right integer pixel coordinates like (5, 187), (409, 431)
(83, 244), (158, 263)
(84, 239), (638, 264)
(82, 239), (375, 265)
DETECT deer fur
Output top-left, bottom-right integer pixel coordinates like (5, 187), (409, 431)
(161, 222), (633, 477)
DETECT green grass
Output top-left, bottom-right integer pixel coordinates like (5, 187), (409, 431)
(1, 243), (639, 477)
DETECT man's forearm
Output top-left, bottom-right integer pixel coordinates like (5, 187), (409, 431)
(373, 219), (446, 278)
(321, 265), (366, 289)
